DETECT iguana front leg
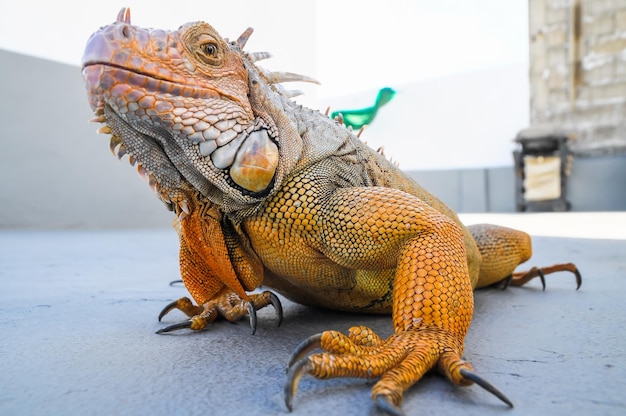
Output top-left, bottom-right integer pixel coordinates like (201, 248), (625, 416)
(285, 187), (512, 414)
(157, 200), (281, 334)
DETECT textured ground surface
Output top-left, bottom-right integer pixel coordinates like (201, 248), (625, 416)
(1, 213), (625, 416)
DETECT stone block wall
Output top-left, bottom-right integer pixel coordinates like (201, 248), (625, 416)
(529, 0), (626, 155)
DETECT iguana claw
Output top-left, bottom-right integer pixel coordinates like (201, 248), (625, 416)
(268, 292), (284, 327)
(459, 368), (513, 408)
(156, 321), (193, 334)
(247, 302), (257, 335)
(283, 334), (322, 409)
(246, 292), (284, 334)
(286, 333), (322, 370)
(374, 395), (405, 416)
(284, 358), (312, 412)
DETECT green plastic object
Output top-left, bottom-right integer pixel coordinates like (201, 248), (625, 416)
(330, 87), (396, 129)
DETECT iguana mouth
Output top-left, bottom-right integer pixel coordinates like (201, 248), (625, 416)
(82, 65), (222, 113)
(83, 61), (228, 109)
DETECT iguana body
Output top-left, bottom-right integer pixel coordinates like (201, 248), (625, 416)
(82, 9), (580, 415)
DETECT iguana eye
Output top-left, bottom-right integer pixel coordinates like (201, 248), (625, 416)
(201, 42), (218, 58)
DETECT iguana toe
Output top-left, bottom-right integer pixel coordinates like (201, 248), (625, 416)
(158, 297), (203, 322)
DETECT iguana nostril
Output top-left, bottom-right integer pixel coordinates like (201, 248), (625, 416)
(120, 25), (132, 39)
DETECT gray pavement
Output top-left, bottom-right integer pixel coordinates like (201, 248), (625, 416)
(1, 214), (625, 415)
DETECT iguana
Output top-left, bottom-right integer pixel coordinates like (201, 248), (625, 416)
(81, 8), (581, 415)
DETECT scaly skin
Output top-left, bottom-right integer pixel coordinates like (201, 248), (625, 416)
(81, 9), (581, 415)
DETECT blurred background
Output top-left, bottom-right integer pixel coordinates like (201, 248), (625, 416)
(1, 0), (625, 229)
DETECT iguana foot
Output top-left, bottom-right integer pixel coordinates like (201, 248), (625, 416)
(501, 262), (582, 290)
(285, 325), (512, 415)
(157, 290), (282, 334)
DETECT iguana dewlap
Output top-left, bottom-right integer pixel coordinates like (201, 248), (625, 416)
(81, 8), (581, 415)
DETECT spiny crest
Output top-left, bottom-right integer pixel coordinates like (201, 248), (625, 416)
(116, 7), (131, 24)
(235, 27), (254, 50)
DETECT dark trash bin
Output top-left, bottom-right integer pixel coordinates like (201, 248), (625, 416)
(513, 126), (572, 212)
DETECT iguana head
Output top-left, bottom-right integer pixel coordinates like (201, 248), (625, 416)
(82, 8), (318, 217)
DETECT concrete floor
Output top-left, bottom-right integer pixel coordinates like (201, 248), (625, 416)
(1, 213), (625, 416)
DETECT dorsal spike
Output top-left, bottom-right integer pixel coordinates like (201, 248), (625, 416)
(283, 89), (304, 98)
(116, 7), (131, 24)
(273, 84), (305, 98)
(248, 51), (273, 63)
(265, 71), (320, 85)
(236, 27), (254, 50)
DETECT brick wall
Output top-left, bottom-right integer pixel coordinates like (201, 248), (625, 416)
(529, 0), (626, 155)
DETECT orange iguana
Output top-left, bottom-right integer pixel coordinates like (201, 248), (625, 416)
(81, 8), (581, 415)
